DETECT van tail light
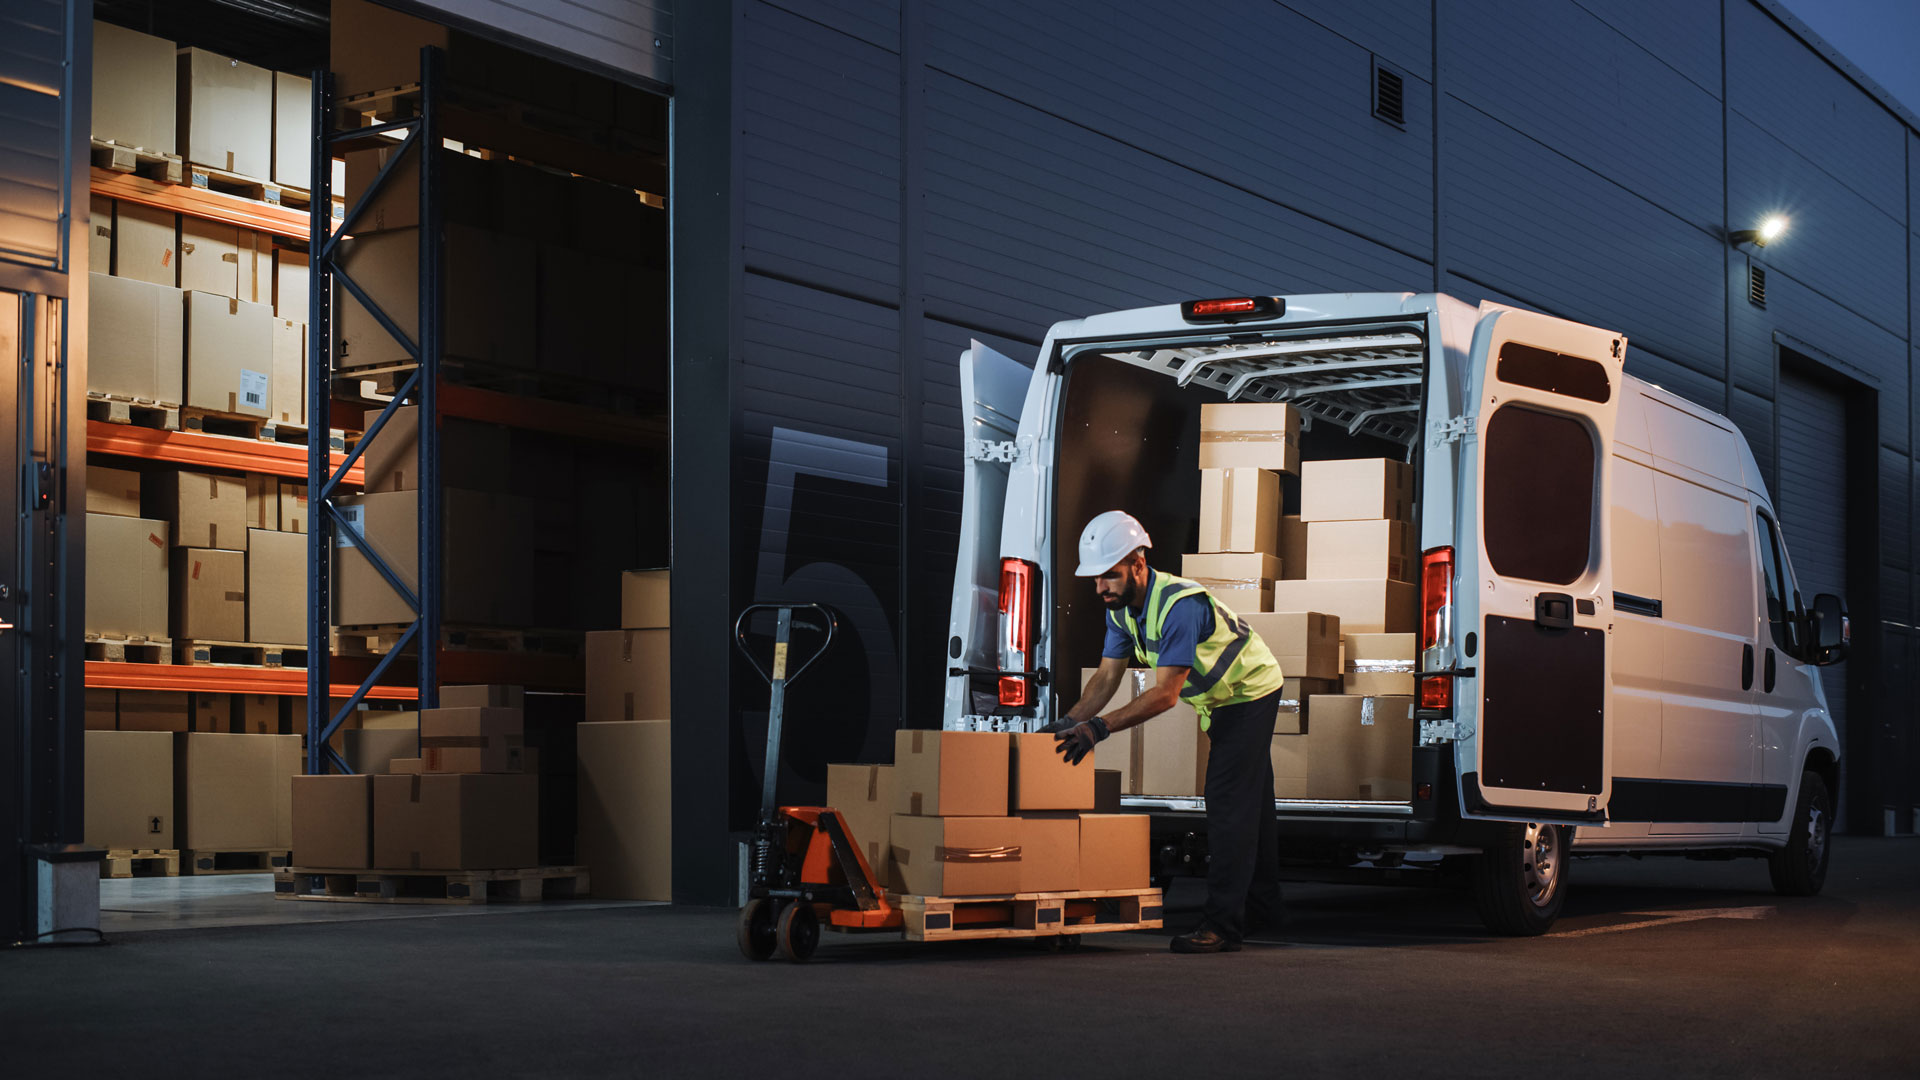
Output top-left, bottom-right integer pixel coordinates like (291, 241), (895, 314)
(998, 558), (1040, 707)
(1180, 296), (1284, 322)
(1419, 547), (1455, 712)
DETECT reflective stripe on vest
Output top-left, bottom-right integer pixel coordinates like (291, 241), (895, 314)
(1110, 571), (1285, 730)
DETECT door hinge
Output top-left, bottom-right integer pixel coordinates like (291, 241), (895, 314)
(1420, 718), (1472, 746)
(966, 438), (1022, 463)
(1429, 416), (1475, 447)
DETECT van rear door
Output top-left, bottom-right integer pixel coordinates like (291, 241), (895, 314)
(1461, 310), (1624, 822)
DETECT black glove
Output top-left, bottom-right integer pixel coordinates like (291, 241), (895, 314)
(1053, 716), (1110, 765)
(1039, 716), (1080, 734)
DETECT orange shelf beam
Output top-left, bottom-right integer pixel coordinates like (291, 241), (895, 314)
(91, 166), (312, 241)
(85, 662), (417, 699)
(88, 421), (363, 485)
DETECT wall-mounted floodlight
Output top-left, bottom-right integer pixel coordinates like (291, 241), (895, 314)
(1729, 215), (1788, 248)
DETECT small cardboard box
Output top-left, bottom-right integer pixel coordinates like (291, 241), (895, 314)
(190, 692), (232, 733)
(179, 216), (242, 298)
(112, 203), (178, 288)
(888, 814), (1024, 897)
(1304, 695), (1416, 802)
(171, 548), (246, 641)
(177, 48), (273, 178)
(1300, 458), (1413, 523)
(1010, 733), (1095, 812)
(1271, 735), (1309, 799)
(1017, 814), (1080, 893)
(1077, 813), (1150, 892)
(93, 21), (176, 154)
(419, 707), (528, 774)
(826, 764), (898, 881)
(278, 482), (309, 534)
(1241, 611), (1341, 682)
(84, 730), (174, 849)
(88, 273), (184, 401)
(622, 569), (670, 629)
(152, 470), (247, 551)
(272, 71), (312, 187)
(236, 694), (283, 735)
(185, 291), (273, 417)
(1280, 515), (1307, 580)
(1344, 633), (1418, 697)
(84, 513), (169, 640)
(1198, 468), (1279, 556)
(345, 727), (420, 776)
(1139, 698), (1207, 797)
(584, 629), (670, 723)
(359, 405), (512, 493)
(1274, 676), (1341, 735)
(87, 465), (143, 517)
(292, 774), (373, 868)
(1268, 579), (1417, 636)
(85, 689), (118, 731)
(441, 685), (525, 709)
(576, 720), (672, 898)
(893, 730), (1010, 817)
(270, 318), (305, 426)
(1199, 403), (1300, 472)
(1307, 519), (1417, 583)
(174, 732), (301, 850)
(373, 773), (538, 870)
(118, 690), (188, 733)
(247, 528), (306, 645)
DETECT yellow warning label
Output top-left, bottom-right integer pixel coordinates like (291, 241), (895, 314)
(772, 642), (789, 682)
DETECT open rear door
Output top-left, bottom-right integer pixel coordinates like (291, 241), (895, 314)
(943, 340), (1034, 725)
(1462, 310), (1624, 822)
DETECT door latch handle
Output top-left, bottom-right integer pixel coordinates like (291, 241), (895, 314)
(1741, 644), (1755, 691)
(1534, 592), (1574, 629)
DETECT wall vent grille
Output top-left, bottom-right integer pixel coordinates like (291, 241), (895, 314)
(1373, 60), (1405, 127)
(1749, 263), (1767, 308)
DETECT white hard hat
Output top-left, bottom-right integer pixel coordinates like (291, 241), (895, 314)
(1075, 511), (1152, 576)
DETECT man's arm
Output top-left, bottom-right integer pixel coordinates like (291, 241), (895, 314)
(1066, 655), (1130, 725)
(1099, 665), (1190, 734)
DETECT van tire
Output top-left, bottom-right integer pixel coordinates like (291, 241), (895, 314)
(1470, 822), (1569, 936)
(1768, 771), (1831, 896)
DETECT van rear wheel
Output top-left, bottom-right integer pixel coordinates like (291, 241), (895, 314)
(1768, 771), (1831, 896)
(1470, 822), (1569, 936)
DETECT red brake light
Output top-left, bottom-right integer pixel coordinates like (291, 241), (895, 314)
(1419, 674), (1453, 710)
(1180, 296), (1284, 322)
(1191, 298), (1257, 315)
(998, 558), (1040, 707)
(1419, 546), (1454, 655)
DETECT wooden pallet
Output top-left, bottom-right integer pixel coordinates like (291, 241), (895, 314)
(181, 407), (270, 441)
(263, 420), (347, 452)
(86, 392), (180, 430)
(84, 633), (172, 665)
(173, 639), (304, 668)
(335, 624), (582, 658)
(893, 888), (1163, 942)
(90, 138), (185, 184)
(275, 865), (591, 905)
(183, 849), (292, 875)
(101, 848), (180, 879)
(188, 163), (306, 208)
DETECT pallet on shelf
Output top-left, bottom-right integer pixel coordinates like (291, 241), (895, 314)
(175, 639), (305, 669)
(182, 849), (292, 875)
(188, 163), (308, 210)
(84, 633), (171, 665)
(275, 865), (590, 905)
(180, 407), (270, 441)
(101, 848), (180, 879)
(90, 138), (185, 185)
(334, 624), (582, 659)
(891, 887), (1163, 943)
(86, 392), (180, 431)
(263, 421), (347, 452)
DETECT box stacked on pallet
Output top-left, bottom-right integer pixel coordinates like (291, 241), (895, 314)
(576, 571), (673, 900)
(152, 470), (248, 648)
(84, 466), (170, 651)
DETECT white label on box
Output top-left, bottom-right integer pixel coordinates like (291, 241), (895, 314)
(336, 504), (364, 548)
(239, 368), (268, 409)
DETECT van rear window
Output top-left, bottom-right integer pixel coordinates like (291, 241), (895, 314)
(1497, 342), (1611, 403)
(1483, 405), (1595, 584)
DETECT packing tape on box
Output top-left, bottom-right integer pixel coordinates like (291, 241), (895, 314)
(223, 591), (244, 602)
(934, 845), (1022, 863)
(1189, 576), (1265, 590)
(908, 792), (924, 815)
(1201, 431), (1294, 443)
(911, 730), (925, 753)
(1351, 660), (1416, 673)
(866, 766), (881, 801)
(1359, 697), (1375, 726)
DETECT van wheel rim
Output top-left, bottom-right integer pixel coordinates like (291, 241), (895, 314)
(1523, 823), (1560, 907)
(1805, 805), (1827, 870)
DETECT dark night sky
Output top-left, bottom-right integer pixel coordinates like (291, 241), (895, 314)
(1780, 0), (1920, 119)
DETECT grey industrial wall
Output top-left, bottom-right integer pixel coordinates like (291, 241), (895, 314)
(703, 0), (1919, 843)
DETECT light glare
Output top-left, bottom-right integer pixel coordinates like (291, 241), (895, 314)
(1760, 215), (1788, 241)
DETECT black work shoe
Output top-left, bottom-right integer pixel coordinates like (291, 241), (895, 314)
(1170, 927), (1242, 954)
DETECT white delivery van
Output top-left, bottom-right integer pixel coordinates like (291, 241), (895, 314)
(945, 292), (1850, 934)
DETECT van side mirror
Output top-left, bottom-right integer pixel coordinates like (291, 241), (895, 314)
(1810, 593), (1849, 665)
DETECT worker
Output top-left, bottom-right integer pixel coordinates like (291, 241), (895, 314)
(1047, 510), (1287, 954)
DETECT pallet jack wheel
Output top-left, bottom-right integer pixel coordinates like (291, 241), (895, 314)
(776, 902), (820, 962)
(738, 899), (779, 961)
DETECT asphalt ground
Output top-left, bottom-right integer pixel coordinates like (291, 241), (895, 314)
(5, 836), (1915, 1078)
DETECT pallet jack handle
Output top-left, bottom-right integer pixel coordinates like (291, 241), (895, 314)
(734, 603), (837, 820)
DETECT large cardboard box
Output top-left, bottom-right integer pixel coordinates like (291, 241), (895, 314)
(247, 528), (306, 645)
(1305, 695), (1416, 801)
(152, 470), (247, 551)
(1199, 402), (1300, 472)
(1271, 735), (1309, 799)
(1018, 814), (1080, 893)
(85, 513), (169, 639)
(360, 405), (511, 493)
(1344, 633), (1418, 697)
(93, 21), (176, 153)
(279, 482), (309, 534)
(1198, 468), (1279, 556)
(185, 291), (273, 417)
(1077, 813), (1150, 892)
(1300, 458), (1413, 523)
(420, 707), (528, 774)
(333, 488), (519, 626)
(1242, 611), (1341, 682)
(190, 692), (232, 733)
(272, 72), (311, 187)
(1268, 579), (1418, 636)
(270, 319), (305, 426)
(88, 274), (184, 402)
(374, 773), (538, 870)
(292, 774), (372, 868)
(1010, 733), (1095, 812)
(1139, 699), (1208, 797)
(442, 685), (524, 709)
(1307, 519), (1417, 583)
(85, 689), (118, 731)
(177, 48), (273, 178)
(179, 217), (242, 298)
(171, 548), (246, 641)
(88, 196), (113, 274)
(345, 727), (419, 776)
(1274, 676), (1341, 735)
(888, 814), (1024, 897)
(622, 569), (670, 629)
(1280, 516), (1308, 580)
(894, 730), (1009, 817)
(174, 732), (301, 850)
(87, 465), (142, 517)
(274, 249), (309, 320)
(576, 720), (672, 898)
(826, 763), (897, 881)
(85, 731), (174, 849)
(113, 203), (178, 287)
(336, 225), (536, 371)
(119, 690), (188, 733)
(584, 629), (670, 723)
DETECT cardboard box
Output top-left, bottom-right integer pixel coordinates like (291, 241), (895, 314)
(1274, 677), (1341, 735)
(1198, 468), (1279, 556)
(292, 774), (372, 868)
(1271, 735), (1309, 799)
(1077, 813), (1150, 892)
(172, 548), (246, 641)
(88, 274), (184, 402)
(1199, 402), (1300, 472)
(112, 203), (178, 287)
(584, 629), (670, 723)
(84, 730), (174, 849)
(826, 764), (897, 881)
(576, 720), (671, 898)
(1010, 733), (1096, 812)
(894, 730), (1009, 817)
(88, 196), (113, 274)
(244, 475), (277, 532)
(1241, 611), (1341, 682)
(236, 694), (283, 735)
(1280, 516), (1308, 580)
(174, 732), (301, 850)
(84, 514), (169, 640)
(1139, 699), (1208, 797)
(87, 465), (143, 517)
(179, 217), (242, 298)
(1018, 814), (1080, 893)
(1304, 695), (1416, 802)
(420, 707), (528, 773)
(359, 405), (511, 492)
(1344, 633), (1418, 697)
(274, 249), (309, 319)
(272, 71), (311, 187)
(1307, 519), (1417, 582)
(93, 21), (176, 153)
(247, 528), (306, 645)
(1268, 579), (1418, 636)
(152, 470), (246, 551)
(622, 569), (670, 629)
(1183, 551), (1276, 614)
(441, 685), (525, 709)
(333, 488), (522, 626)
(389, 757), (424, 775)
(185, 291), (273, 417)
(190, 692), (232, 733)
(278, 482), (309, 533)
(1300, 458), (1413, 523)
(336, 225), (536, 371)
(270, 319), (305, 426)
(345, 727), (419, 775)
(1094, 769), (1123, 813)
(1083, 667), (1154, 794)
(85, 689), (118, 731)
(118, 690), (188, 733)
(177, 48), (273, 178)
(888, 814), (1024, 897)
(330, 0), (449, 99)
(374, 773), (538, 870)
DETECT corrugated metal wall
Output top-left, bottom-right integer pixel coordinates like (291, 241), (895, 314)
(404, 0), (671, 88)
(0, 0), (71, 272)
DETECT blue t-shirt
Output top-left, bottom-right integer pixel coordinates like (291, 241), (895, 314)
(1102, 569), (1215, 668)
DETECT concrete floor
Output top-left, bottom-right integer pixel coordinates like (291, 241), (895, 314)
(98, 873), (657, 933)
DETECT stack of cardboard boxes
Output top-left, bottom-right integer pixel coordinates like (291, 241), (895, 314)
(575, 570), (673, 900)
(85, 728), (301, 859)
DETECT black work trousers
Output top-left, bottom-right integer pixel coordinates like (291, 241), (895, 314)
(1200, 690), (1283, 941)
